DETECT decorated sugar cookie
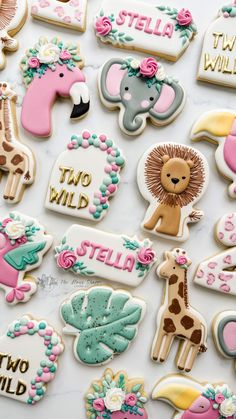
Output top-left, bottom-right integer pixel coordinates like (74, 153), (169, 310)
(137, 143), (209, 242)
(194, 212), (236, 296)
(60, 286), (146, 366)
(86, 369), (148, 418)
(198, 2), (236, 88)
(31, 0), (87, 32)
(20, 37), (90, 138)
(0, 212), (53, 305)
(151, 248), (207, 372)
(55, 225), (156, 286)
(0, 0), (27, 70)
(0, 315), (63, 404)
(191, 110), (236, 199)
(213, 311), (236, 364)
(0, 82), (35, 203)
(152, 374), (236, 419)
(95, 1), (197, 62)
(45, 131), (125, 221)
(99, 57), (185, 136)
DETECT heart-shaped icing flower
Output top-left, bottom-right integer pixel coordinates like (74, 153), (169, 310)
(208, 262), (218, 269)
(223, 255), (232, 264)
(39, 0), (50, 7)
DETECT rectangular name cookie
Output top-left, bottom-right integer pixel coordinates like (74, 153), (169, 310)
(94, 1), (197, 62)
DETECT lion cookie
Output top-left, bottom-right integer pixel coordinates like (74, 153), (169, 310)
(152, 374), (236, 419)
(213, 310), (236, 366)
(20, 37), (90, 138)
(99, 57), (185, 136)
(151, 248), (207, 372)
(137, 143), (209, 241)
(86, 369), (148, 418)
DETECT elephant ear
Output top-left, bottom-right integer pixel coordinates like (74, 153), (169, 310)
(149, 81), (185, 124)
(100, 58), (127, 103)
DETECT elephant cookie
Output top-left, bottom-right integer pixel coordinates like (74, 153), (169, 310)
(98, 57), (185, 136)
(213, 310), (236, 364)
(198, 2), (236, 88)
(31, 0), (87, 32)
(152, 374), (236, 419)
(95, 1), (197, 62)
(0, 82), (35, 203)
(137, 143), (209, 241)
(0, 211), (53, 305)
(194, 212), (236, 296)
(151, 248), (207, 372)
(85, 368), (148, 418)
(0, 315), (64, 404)
(45, 131), (125, 222)
(20, 37), (90, 138)
(0, 0), (27, 70)
(60, 286), (146, 366)
(191, 110), (236, 198)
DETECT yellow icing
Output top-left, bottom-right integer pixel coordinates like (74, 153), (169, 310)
(154, 384), (200, 409)
(193, 112), (236, 137)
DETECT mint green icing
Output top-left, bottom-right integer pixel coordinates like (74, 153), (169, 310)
(4, 242), (46, 270)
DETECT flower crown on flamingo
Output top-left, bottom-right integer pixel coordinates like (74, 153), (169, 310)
(222, 1), (236, 17)
(203, 384), (236, 418)
(20, 37), (83, 86)
(0, 213), (40, 246)
(86, 369), (148, 419)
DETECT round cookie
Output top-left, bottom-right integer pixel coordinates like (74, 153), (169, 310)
(213, 310), (236, 361)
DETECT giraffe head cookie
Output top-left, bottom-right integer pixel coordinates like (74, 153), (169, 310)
(151, 248), (207, 372)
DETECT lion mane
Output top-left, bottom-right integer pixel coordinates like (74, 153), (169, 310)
(144, 144), (206, 208)
(0, 0), (17, 31)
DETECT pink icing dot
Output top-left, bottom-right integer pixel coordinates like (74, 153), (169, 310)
(43, 367), (50, 373)
(108, 184), (117, 193)
(49, 355), (56, 361)
(112, 164), (118, 172)
(38, 329), (46, 337)
(100, 197), (107, 204)
(35, 378), (41, 383)
(14, 332), (20, 337)
(100, 143), (108, 151)
(224, 11), (230, 17)
(111, 150), (116, 157)
(45, 329), (52, 336)
(94, 192), (102, 198)
(82, 140), (89, 148)
(106, 190), (110, 196)
(99, 134), (107, 142)
(41, 373), (51, 383)
(105, 165), (112, 173)
(67, 143), (74, 150)
(82, 131), (90, 139)
(72, 140), (77, 145)
(29, 389), (37, 398)
(27, 322), (34, 329)
(89, 205), (97, 214)
(218, 232), (224, 240)
(20, 326), (28, 334)
(230, 233), (236, 243)
(44, 340), (50, 346)
(107, 147), (112, 154)
(52, 346), (62, 355)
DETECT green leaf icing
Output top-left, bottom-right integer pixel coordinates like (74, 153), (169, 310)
(4, 242), (46, 270)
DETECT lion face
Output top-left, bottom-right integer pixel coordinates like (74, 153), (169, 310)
(161, 156), (194, 194)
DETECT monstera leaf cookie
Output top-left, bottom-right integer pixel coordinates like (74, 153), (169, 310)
(60, 286), (146, 365)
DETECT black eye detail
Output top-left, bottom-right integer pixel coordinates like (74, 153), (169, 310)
(59, 73), (64, 78)
(182, 176), (186, 180)
(167, 174), (170, 177)
(150, 97), (154, 101)
(173, 267), (176, 269)
(125, 87), (129, 91)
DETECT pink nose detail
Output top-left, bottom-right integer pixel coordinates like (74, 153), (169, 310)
(123, 92), (132, 101)
(141, 100), (150, 108)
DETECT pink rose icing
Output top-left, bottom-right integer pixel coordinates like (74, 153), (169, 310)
(95, 16), (112, 36)
(28, 57), (40, 69)
(59, 50), (72, 60)
(125, 393), (137, 406)
(176, 255), (188, 265)
(176, 9), (193, 26)
(57, 250), (76, 269)
(140, 57), (158, 78)
(137, 247), (155, 265)
(93, 398), (105, 411)
(2, 218), (12, 228)
(215, 393), (225, 404)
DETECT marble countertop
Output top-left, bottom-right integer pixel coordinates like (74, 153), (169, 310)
(1, 0), (236, 417)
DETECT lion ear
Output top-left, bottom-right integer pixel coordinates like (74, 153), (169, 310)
(187, 160), (194, 169)
(162, 155), (170, 163)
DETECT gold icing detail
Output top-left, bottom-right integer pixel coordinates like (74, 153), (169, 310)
(204, 53), (222, 71)
(59, 166), (92, 187)
(192, 112), (236, 137)
(213, 32), (223, 49)
(223, 34), (236, 51)
(49, 186), (89, 210)
(153, 384), (201, 409)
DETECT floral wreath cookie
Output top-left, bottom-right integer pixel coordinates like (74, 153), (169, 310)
(0, 212), (53, 305)
(55, 225), (156, 287)
(152, 374), (236, 419)
(95, 1), (197, 62)
(45, 131), (125, 222)
(194, 212), (236, 296)
(20, 37), (90, 138)
(86, 369), (148, 418)
(99, 57), (185, 136)
(0, 315), (64, 404)
(198, 1), (236, 88)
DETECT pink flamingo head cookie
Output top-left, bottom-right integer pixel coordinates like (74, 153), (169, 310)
(0, 211), (53, 304)
(20, 37), (90, 138)
(194, 212), (236, 296)
(191, 110), (236, 198)
(85, 368), (148, 418)
(152, 374), (236, 419)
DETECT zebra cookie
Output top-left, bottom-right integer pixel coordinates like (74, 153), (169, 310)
(151, 248), (207, 372)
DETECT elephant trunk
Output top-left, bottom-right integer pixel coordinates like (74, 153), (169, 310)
(122, 109), (143, 134)
(70, 82), (90, 119)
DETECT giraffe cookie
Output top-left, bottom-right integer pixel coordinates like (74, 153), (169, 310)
(0, 82), (35, 203)
(151, 248), (207, 372)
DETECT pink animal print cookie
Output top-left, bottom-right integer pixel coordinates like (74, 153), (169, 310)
(20, 37), (90, 138)
(152, 374), (236, 419)
(0, 212), (53, 305)
(194, 212), (236, 296)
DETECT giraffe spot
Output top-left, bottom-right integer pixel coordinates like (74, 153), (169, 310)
(169, 274), (178, 285)
(0, 155), (6, 165)
(15, 168), (24, 175)
(0, 122), (2, 130)
(181, 315), (194, 330)
(190, 329), (202, 344)
(11, 154), (23, 165)
(2, 141), (13, 152)
(169, 299), (181, 315)
(163, 318), (176, 333)
(178, 282), (184, 298)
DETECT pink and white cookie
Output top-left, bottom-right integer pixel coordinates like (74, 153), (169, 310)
(213, 310), (236, 362)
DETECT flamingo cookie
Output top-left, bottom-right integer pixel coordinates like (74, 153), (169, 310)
(0, 212), (52, 305)
(20, 37), (90, 138)
(191, 109), (236, 198)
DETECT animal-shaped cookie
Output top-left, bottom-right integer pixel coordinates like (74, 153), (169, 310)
(0, 82), (35, 203)
(213, 310), (236, 366)
(152, 374), (236, 419)
(194, 212), (236, 296)
(0, 0), (27, 70)
(137, 143), (209, 241)
(86, 369), (148, 418)
(99, 57), (185, 136)
(20, 37), (90, 138)
(191, 109), (236, 198)
(151, 248), (207, 372)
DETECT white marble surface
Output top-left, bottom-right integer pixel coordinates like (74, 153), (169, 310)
(0, 0), (236, 417)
